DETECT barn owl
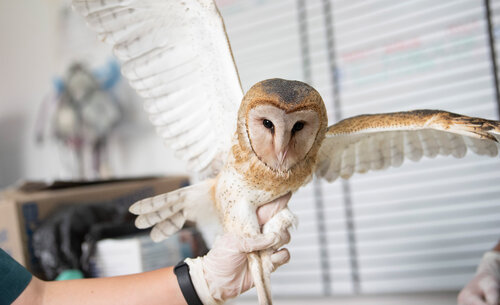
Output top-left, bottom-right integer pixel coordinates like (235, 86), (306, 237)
(73, 0), (500, 304)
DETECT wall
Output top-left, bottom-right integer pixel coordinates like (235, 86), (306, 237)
(0, 0), (188, 188)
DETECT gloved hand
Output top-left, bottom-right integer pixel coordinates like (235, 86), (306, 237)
(185, 199), (291, 305)
(458, 251), (500, 305)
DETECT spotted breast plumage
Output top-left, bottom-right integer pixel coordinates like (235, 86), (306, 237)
(72, 1), (500, 304)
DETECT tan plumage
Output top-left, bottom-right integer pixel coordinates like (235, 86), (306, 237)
(72, 1), (500, 304)
(316, 110), (500, 181)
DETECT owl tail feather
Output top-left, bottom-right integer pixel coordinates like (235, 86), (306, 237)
(248, 251), (273, 305)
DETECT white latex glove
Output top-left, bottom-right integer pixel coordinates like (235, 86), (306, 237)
(185, 198), (292, 305)
(186, 232), (289, 305)
(458, 251), (500, 305)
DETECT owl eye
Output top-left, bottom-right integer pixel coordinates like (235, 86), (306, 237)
(292, 121), (304, 132)
(263, 119), (274, 130)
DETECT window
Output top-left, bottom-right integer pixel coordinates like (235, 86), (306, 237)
(218, 0), (500, 296)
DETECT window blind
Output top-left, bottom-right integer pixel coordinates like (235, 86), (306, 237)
(217, 0), (500, 297)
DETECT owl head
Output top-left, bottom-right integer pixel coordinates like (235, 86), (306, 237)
(237, 78), (328, 172)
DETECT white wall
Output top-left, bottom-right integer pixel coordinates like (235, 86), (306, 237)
(0, 0), (57, 187)
(0, 0), (188, 188)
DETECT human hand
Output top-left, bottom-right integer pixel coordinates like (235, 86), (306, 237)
(185, 199), (291, 305)
(458, 251), (500, 305)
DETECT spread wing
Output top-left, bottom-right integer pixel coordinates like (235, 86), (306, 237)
(73, 0), (243, 177)
(316, 110), (500, 182)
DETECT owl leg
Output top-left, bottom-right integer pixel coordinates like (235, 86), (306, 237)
(248, 252), (272, 305)
(223, 202), (273, 305)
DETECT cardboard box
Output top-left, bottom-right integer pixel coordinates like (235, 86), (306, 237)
(0, 176), (189, 271)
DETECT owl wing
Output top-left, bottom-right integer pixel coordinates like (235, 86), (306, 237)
(129, 179), (220, 242)
(72, 0), (243, 177)
(315, 110), (500, 182)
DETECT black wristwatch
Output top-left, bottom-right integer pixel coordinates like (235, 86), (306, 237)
(174, 261), (204, 305)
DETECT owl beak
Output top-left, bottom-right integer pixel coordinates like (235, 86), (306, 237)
(277, 149), (288, 165)
(275, 133), (290, 165)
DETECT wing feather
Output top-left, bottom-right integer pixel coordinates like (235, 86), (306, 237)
(379, 134), (392, 170)
(370, 134), (386, 170)
(85, 7), (148, 32)
(435, 130), (452, 156)
(73, 0), (133, 15)
(449, 133), (467, 158)
(340, 144), (355, 179)
(354, 138), (369, 173)
(142, 86), (198, 113)
(165, 121), (210, 150)
(419, 129), (439, 158)
(316, 110), (500, 181)
(404, 131), (423, 162)
(390, 131), (404, 167)
(187, 145), (219, 173)
(149, 97), (207, 125)
(122, 46), (197, 81)
(73, 0), (243, 177)
(129, 179), (219, 242)
(129, 61), (201, 91)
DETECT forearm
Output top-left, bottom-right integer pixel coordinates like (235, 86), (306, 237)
(16, 267), (187, 305)
(45, 266), (187, 305)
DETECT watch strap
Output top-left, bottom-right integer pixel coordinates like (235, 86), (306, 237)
(174, 261), (204, 305)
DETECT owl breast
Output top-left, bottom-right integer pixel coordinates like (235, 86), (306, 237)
(215, 144), (314, 211)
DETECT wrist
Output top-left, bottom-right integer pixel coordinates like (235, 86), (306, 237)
(184, 258), (223, 305)
(174, 261), (204, 305)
